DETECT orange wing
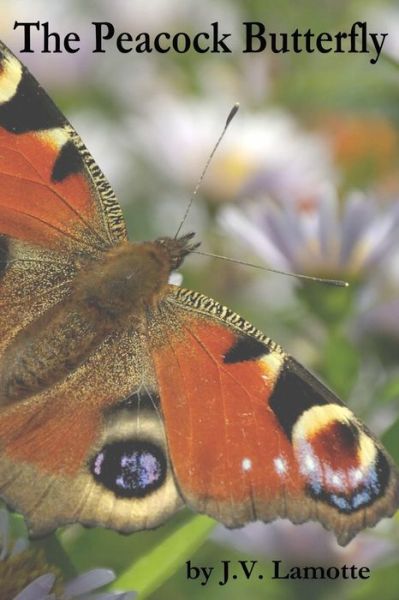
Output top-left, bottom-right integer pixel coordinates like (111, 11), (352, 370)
(151, 287), (399, 546)
(0, 40), (128, 350)
(0, 40), (126, 254)
(0, 322), (182, 537)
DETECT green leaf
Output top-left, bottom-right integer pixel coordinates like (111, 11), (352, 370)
(378, 376), (399, 404)
(346, 561), (399, 600)
(5, 510), (77, 579)
(319, 333), (359, 398)
(60, 511), (215, 597)
(7, 511), (28, 539)
(62, 512), (183, 572)
(382, 416), (399, 463)
(31, 532), (78, 579)
(296, 283), (355, 326)
(151, 540), (294, 600)
(379, 50), (399, 72)
(109, 514), (215, 598)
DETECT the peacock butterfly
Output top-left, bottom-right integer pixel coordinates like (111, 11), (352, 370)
(0, 39), (397, 547)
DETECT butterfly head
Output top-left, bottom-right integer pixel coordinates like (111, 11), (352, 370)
(155, 232), (200, 270)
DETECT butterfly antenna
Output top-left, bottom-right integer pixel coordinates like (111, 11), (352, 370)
(174, 103), (240, 239)
(192, 250), (349, 287)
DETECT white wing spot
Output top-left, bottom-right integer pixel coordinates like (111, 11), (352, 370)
(273, 456), (288, 476)
(304, 453), (317, 473)
(242, 458), (252, 471)
(0, 53), (23, 104)
(350, 467), (364, 484)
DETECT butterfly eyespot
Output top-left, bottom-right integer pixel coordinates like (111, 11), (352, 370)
(292, 409), (392, 512)
(89, 440), (167, 498)
(304, 447), (391, 512)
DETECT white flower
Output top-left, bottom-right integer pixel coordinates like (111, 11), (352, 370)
(220, 189), (399, 278)
(366, 7), (399, 63)
(129, 98), (333, 205)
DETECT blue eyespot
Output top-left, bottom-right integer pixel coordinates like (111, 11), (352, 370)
(90, 440), (166, 498)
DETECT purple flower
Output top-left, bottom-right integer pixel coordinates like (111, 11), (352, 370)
(213, 519), (398, 569)
(220, 190), (399, 279)
(13, 569), (135, 600)
(0, 509), (135, 600)
(357, 297), (399, 340)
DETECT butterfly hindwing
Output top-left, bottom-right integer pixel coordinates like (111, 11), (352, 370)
(1, 280), (396, 543)
(150, 286), (399, 545)
(0, 237), (78, 362)
(0, 322), (182, 537)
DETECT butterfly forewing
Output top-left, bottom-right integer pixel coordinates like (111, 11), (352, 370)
(0, 40), (127, 254)
(0, 40), (128, 391)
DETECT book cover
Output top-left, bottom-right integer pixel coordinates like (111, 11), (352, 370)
(0, 1), (398, 599)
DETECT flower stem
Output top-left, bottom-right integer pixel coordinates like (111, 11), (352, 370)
(31, 532), (78, 579)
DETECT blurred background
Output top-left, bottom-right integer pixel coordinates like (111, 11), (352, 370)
(1, 0), (399, 598)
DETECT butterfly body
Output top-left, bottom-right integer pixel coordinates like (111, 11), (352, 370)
(0, 40), (397, 546)
(1, 234), (196, 403)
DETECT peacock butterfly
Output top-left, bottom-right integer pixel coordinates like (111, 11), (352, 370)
(0, 40), (397, 547)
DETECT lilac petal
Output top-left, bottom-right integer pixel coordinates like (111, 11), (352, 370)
(13, 574), (56, 600)
(358, 299), (399, 337)
(219, 207), (290, 269)
(63, 569), (115, 599)
(264, 205), (306, 269)
(339, 194), (375, 265)
(0, 508), (9, 560)
(240, 168), (278, 198)
(362, 235), (398, 271)
(359, 211), (399, 269)
(318, 187), (339, 259)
